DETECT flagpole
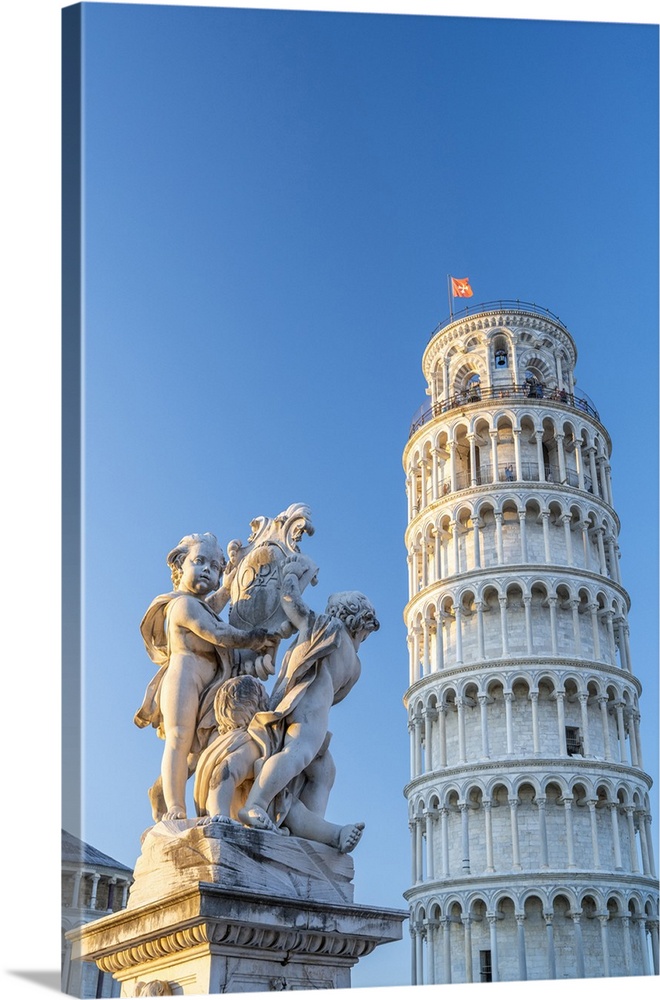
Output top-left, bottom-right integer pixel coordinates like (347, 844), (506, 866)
(447, 274), (453, 320)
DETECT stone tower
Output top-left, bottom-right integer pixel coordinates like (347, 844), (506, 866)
(402, 301), (658, 984)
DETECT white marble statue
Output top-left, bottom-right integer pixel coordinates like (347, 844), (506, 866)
(226, 553), (380, 852)
(134, 532), (274, 821)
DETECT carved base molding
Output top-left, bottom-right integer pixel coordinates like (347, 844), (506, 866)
(68, 823), (406, 995)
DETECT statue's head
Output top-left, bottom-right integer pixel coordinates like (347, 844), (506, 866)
(166, 533), (225, 594)
(325, 591), (380, 639)
(214, 675), (269, 733)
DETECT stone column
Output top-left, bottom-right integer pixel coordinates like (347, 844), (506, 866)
(541, 510), (552, 562)
(407, 553), (414, 596)
(535, 429), (545, 482)
(569, 599), (582, 656)
(537, 796), (549, 869)
(587, 799), (601, 869)
(523, 595), (533, 654)
(555, 432), (567, 483)
(425, 809), (435, 881)
(435, 616), (445, 672)
(575, 442), (585, 490)
(459, 802), (470, 873)
(413, 715), (423, 776)
(622, 915), (633, 974)
(89, 873), (101, 909)
(420, 460), (428, 510)
(625, 711), (639, 768)
(420, 536), (428, 589)
(487, 914), (499, 981)
(571, 909), (585, 978)
(609, 802), (623, 871)
(431, 449), (439, 501)
(644, 813), (656, 878)
(415, 816), (424, 882)
(614, 701), (627, 763)
(462, 916), (473, 984)
(625, 807), (640, 872)
(509, 797), (522, 870)
(478, 694), (490, 758)
(449, 441), (457, 494)
(439, 808), (450, 878)
(441, 916), (452, 984)
(412, 625), (421, 683)
(453, 605), (463, 665)
(547, 596), (558, 655)
(519, 510), (528, 562)
(515, 914), (528, 981)
(483, 798), (495, 872)
(597, 913), (611, 977)
(587, 447), (599, 498)
(513, 428), (522, 480)
(504, 691), (514, 754)
(499, 596), (509, 657)
(555, 690), (567, 755)
(415, 920), (425, 984)
(472, 516), (482, 569)
(456, 697), (467, 763)
(475, 601), (486, 659)
(450, 520), (460, 575)
(649, 921), (659, 976)
(588, 603), (601, 660)
(422, 616), (431, 677)
(638, 918), (651, 976)
(544, 912), (556, 979)
(562, 513), (574, 566)
(598, 695), (612, 760)
(434, 527), (442, 580)
(595, 527), (607, 576)
(425, 918), (436, 985)
(494, 511), (504, 563)
(561, 796), (577, 868)
(578, 692), (591, 756)
(530, 691), (540, 754)
(468, 434), (477, 487)
(637, 809), (651, 876)
(490, 430), (499, 483)
(424, 707), (436, 772)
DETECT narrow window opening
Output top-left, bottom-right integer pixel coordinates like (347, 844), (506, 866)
(480, 949), (493, 982)
(566, 726), (583, 756)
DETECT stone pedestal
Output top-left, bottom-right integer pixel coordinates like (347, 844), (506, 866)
(68, 821), (406, 995)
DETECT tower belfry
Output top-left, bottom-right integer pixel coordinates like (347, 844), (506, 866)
(402, 300), (658, 984)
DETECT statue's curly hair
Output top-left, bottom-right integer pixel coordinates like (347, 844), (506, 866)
(213, 675), (269, 733)
(166, 533), (225, 589)
(325, 591), (379, 636)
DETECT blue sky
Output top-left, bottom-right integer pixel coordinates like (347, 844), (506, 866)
(2, 1), (659, 997)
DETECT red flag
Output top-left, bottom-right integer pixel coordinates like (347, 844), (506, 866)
(451, 276), (473, 298)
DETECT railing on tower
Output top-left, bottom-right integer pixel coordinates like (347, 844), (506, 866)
(428, 298), (572, 338)
(408, 381), (600, 438)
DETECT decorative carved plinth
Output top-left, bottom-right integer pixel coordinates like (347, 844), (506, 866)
(68, 822), (406, 995)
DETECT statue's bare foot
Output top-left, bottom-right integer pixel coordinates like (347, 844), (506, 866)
(210, 814), (242, 826)
(163, 807), (187, 821)
(338, 822), (365, 854)
(238, 805), (286, 835)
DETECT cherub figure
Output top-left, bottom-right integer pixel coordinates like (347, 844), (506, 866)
(194, 675), (270, 825)
(134, 533), (273, 821)
(238, 555), (379, 853)
(195, 673), (365, 853)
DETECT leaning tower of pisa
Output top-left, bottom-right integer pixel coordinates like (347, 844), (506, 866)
(402, 300), (658, 985)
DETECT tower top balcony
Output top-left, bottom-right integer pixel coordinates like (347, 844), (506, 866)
(419, 300), (589, 425)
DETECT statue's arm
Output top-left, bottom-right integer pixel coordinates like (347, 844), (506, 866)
(170, 596), (267, 649)
(280, 569), (311, 632)
(206, 585), (231, 614)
